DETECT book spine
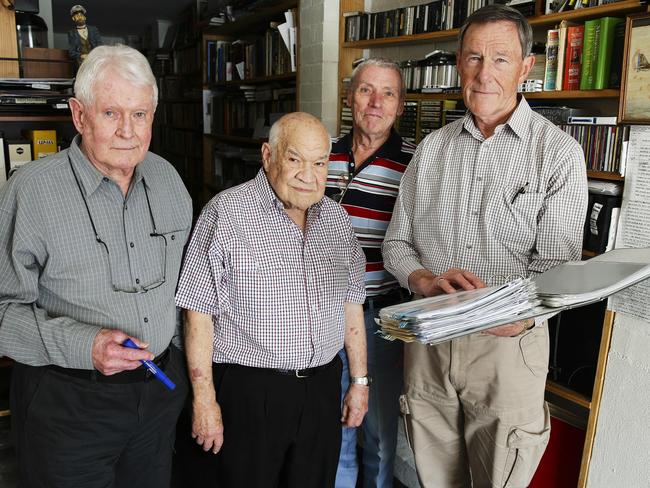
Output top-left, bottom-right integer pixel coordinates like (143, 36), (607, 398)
(555, 24), (568, 91)
(563, 25), (585, 91)
(580, 19), (601, 90)
(594, 17), (624, 89)
(544, 29), (560, 91)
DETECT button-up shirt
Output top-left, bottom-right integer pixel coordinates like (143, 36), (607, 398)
(0, 136), (192, 369)
(384, 97), (588, 286)
(326, 130), (415, 297)
(176, 169), (366, 369)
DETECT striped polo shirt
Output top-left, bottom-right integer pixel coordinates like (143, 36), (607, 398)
(326, 130), (415, 297)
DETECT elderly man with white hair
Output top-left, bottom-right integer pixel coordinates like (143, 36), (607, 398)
(0, 45), (191, 487)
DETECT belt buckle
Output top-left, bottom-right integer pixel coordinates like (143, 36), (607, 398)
(294, 369), (308, 378)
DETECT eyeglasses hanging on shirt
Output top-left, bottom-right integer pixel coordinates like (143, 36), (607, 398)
(68, 155), (167, 293)
(331, 158), (356, 203)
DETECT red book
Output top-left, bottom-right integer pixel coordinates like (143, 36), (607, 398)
(563, 24), (585, 91)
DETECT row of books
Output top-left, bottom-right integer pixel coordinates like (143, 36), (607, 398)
(543, 16), (625, 91)
(559, 120), (629, 174)
(156, 102), (202, 130)
(206, 30), (292, 84)
(173, 44), (201, 75)
(210, 88), (296, 137)
(545, 0), (627, 15)
(343, 0), (491, 42)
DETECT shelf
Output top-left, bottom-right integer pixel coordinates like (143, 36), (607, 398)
(209, 72), (296, 88)
(526, 89), (619, 100)
(203, 0), (298, 36)
(587, 170), (624, 181)
(582, 249), (598, 258)
(206, 133), (265, 145)
(0, 114), (71, 122)
(159, 98), (201, 104)
(546, 380), (592, 410)
(342, 0), (645, 49)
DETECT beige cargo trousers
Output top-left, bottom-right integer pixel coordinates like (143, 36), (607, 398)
(401, 323), (551, 488)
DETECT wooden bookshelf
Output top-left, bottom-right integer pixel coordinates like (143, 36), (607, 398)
(342, 0), (646, 48)
(587, 170), (625, 181)
(211, 72), (296, 88)
(202, 0), (297, 35)
(0, 115), (71, 122)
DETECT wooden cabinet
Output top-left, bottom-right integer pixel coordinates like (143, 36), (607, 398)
(336, 1), (648, 486)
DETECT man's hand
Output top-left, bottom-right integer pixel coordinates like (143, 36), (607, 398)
(341, 384), (369, 428)
(485, 318), (534, 337)
(91, 328), (154, 375)
(192, 398), (224, 454)
(408, 268), (486, 297)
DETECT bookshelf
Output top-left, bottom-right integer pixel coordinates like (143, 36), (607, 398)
(149, 7), (204, 212)
(336, 1), (648, 486)
(199, 2), (299, 205)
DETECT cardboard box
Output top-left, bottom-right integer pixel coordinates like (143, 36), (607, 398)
(24, 129), (57, 160)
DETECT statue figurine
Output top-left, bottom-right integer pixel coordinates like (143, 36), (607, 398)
(67, 5), (102, 68)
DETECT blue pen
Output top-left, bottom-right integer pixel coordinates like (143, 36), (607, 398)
(122, 338), (176, 391)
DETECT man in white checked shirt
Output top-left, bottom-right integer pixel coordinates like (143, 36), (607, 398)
(176, 112), (369, 488)
(383, 5), (588, 488)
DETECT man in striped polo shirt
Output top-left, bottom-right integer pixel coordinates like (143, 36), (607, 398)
(326, 58), (415, 488)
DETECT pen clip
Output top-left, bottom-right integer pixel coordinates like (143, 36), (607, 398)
(511, 182), (529, 204)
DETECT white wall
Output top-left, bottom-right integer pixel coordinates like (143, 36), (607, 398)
(299, 0), (340, 134)
(587, 313), (650, 486)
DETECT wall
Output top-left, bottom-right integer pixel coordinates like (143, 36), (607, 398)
(587, 313), (650, 486)
(299, 0), (340, 134)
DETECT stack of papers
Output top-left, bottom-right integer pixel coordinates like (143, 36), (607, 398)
(377, 279), (541, 344)
(378, 248), (650, 345)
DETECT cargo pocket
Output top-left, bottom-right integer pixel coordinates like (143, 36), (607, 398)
(399, 394), (415, 452)
(500, 404), (551, 487)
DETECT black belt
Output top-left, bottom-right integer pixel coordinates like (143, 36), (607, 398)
(256, 357), (338, 379)
(364, 288), (407, 311)
(48, 346), (171, 384)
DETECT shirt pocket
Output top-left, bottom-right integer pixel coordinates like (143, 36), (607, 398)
(488, 187), (545, 254)
(154, 215), (191, 283)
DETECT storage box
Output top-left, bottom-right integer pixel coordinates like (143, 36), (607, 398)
(24, 129), (57, 160)
(7, 141), (32, 176)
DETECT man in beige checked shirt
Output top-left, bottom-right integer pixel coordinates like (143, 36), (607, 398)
(177, 112), (369, 488)
(383, 5), (587, 488)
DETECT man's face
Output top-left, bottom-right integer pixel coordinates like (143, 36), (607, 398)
(457, 21), (533, 126)
(72, 12), (86, 26)
(262, 122), (330, 211)
(70, 70), (154, 177)
(348, 64), (403, 140)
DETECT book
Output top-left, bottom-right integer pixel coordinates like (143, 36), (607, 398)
(580, 18), (601, 90)
(593, 17), (624, 89)
(562, 24), (584, 91)
(608, 20), (626, 88)
(555, 20), (573, 91)
(544, 29), (560, 91)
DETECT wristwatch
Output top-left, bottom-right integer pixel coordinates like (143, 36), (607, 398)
(350, 375), (372, 386)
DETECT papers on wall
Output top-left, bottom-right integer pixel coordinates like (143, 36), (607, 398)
(610, 126), (650, 320)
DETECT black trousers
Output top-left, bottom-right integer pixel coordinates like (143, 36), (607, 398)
(213, 357), (343, 488)
(10, 345), (188, 488)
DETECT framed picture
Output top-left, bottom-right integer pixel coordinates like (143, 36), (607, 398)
(619, 13), (650, 124)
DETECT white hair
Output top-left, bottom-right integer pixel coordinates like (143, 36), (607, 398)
(74, 44), (158, 108)
(268, 114), (332, 155)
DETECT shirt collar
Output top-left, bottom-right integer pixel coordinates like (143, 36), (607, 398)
(68, 134), (148, 196)
(461, 95), (531, 141)
(344, 128), (403, 163)
(253, 168), (324, 217)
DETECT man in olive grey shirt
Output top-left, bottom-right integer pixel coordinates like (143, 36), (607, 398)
(0, 45), (191, 488)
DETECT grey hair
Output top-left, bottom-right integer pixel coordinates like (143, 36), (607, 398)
(74, 44), (158, 108)
(458, 4), (533, 59)
(349, 57), (406, 102)
(268, 113), (332, 155)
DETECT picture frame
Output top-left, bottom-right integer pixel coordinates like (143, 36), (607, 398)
(618, 13), (650, 124)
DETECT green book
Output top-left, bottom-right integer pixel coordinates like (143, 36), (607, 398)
(593, 17), (624, 89)
(580, 19), (601, 90)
